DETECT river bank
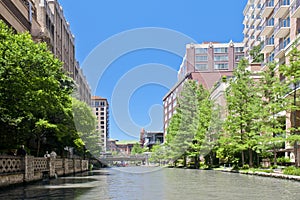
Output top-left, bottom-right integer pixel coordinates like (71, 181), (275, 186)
(219, 168), (300, 181)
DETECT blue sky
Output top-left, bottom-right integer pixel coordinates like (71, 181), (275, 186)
(59, 0), (248, 141)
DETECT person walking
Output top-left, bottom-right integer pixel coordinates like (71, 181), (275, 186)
(16, 145), (26, 156)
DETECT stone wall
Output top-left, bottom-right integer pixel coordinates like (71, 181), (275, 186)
(0, 156), (89, 187)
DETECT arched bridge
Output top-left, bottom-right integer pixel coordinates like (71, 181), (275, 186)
(98, 154), (149, 165)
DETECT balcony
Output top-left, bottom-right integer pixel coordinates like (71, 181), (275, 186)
(275, 38), (290, 58)
(261, 37), (275, 53)
(274, 43), (285, 59)
(261, 0), (275, 18)
(261, 18), (274, 36)
(274, 0), (290, 18)
(254, 16), (262, 26)
(291, 0), (300, 18)
(274, 18), (290, 38)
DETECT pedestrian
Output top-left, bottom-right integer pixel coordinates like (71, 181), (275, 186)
(16, 145), (26, 156)
(44, 151), (50, 158)
(50, 150), (57, 158)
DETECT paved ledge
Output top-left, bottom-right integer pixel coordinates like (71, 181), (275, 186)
(220, 169), (300, 181)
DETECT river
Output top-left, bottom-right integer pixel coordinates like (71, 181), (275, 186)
(1, 167), (300, 200)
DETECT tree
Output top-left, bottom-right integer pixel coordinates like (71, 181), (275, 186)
(223, 59), (262, 167)
(280, 46), (300, 166)
(168, 80), (201, 167)
(131, 143), (144, 155)
(257, 62), (288, 165)
(72, 98), (100, 157)
(0, 21), (75, 155)
(250, 44), (264, 63)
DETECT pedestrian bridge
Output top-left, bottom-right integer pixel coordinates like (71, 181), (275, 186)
(98, 155), (147, 163)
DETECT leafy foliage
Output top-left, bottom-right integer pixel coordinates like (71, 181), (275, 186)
(0, 20), (95, 157)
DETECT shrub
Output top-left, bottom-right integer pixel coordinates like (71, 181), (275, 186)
(283, 166), (300, 176)
(241, 164), (250, 170)
(277, 157), (291, 164)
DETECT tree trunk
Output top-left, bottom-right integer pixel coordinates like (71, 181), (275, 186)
(210, 152), (213, 168)
(183, 154), (187, 167)
(249, 148), (253, 167)
(194, 155), (199, 169)
(241, 151), (245, 166)
(293, 84), (298, 167)
(37, 137), (41, 157)
(273, 147), (277, 166)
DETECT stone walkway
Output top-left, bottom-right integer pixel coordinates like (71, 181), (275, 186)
(220, 168), (300, 181)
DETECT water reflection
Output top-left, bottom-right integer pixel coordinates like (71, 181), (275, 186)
(1, 167), (300, 200)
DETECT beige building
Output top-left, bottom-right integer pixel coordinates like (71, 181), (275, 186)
(91, 96), (109, 153)
(163, 41), (244, 136)
(1, 0), (91, 105)
(0, 0), (40, 34)
(243, 0), (300, 163)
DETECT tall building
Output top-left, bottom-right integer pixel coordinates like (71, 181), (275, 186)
(163, 41), (244, 135)
(0, 0), (40, 34)
(91, 96), (109, 153)
(243, 0), (300, 163)
(1, 0), (91, 105)
(243, 0), (299, 66)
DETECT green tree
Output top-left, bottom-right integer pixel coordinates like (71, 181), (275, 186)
(189, 85), (212, 168)
(0, 21), (75, 155)
(257, 62), (288, 165)
(250, 44), (264, 63)
(280, 46), (300, 166)
(168, 80), (201, 167)
(131, 142), (144, 155)
(222, 59), (262, 167)
(72, 98), (100, 157)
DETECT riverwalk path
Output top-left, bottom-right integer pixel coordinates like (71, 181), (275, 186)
(220, 168), (300, 181)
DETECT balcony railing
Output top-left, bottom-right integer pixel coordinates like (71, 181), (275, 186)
(261, 37), (275, 53)
(261, 0), (275, 17)
(274, 18), (290, 38)
(261, 18), (275, 36)
(274, 0), (290, 18)
(291, 0), (300, 18)
(274, 38), (290, 58)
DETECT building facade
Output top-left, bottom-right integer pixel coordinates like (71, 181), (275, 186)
(163, 41), (244, 136)
(91, 96), (109, 153)
(243, 0), (300, 163)
(243, 0), (300, 66)
(140, 128), (164, 149)
(1, 0), (91, 105)
(0, 0), (40, 34)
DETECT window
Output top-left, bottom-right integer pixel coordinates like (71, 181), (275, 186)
(195, 48), (207, 54)
(214, 48), (228, 53)
(195, 56), (207, 62)
(101, 121), (104, 124)
(101, 112), (105, 116)
(214, 55), (228, 61)
(235, 55), (244, 61)
(101, 107), (104, 111)
(101, 117), (104, 120)
(195, 64), (208, 71)
(235, 47), (243, 53)
(96, 108), (99, 111)
(214, 63), (228, 70)
(96, 112), (99, 115)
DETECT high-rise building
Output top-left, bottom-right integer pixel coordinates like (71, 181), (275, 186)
(0, 0), (39, 34)
(243, 0), (299, 66)
(1, 0), (92, 105)
(243, 0), (300, 163)
(163, 41), (244, 135)
(91, 96), (109, 153)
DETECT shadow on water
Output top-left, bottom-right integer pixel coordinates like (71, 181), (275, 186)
(0, 170), (110, 199)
